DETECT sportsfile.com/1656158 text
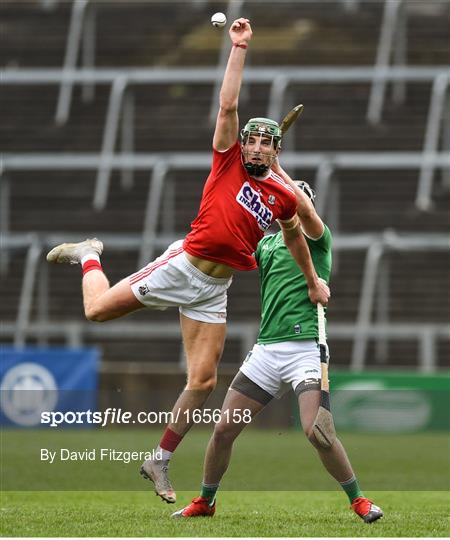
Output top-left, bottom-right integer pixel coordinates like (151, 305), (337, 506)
(40, 408), (253, 428)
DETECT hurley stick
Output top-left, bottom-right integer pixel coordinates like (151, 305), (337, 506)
(279, 104), (304, 134)
(312, 302), (336, 448)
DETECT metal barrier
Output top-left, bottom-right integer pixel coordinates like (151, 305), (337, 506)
(3, 1), (446, 372)
(416, 73), (450, 211)
(39, 0), (58, 10)
(367, 0), (405, 124)
(15, 241), (43, 348)
(1, 318), (448, 375)
(2, 231), (449, 370)
(54, 0), (366, 126)
(139, 161), (169, 267)
(3, 66), (449, 212)
(351, 230), (450, 371)
(0, 320), (259, 374)
(56, 0), (94, 125)
(0, 174), (11, 274)
(342, 0), (360, 12)
(368, 1), (450, 126)
(3, 150), (449, 266)
(94, 75), (129, 208)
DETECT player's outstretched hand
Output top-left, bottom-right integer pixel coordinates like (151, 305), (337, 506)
(308, 278), (330, 305)
(229, 18), (252, 45)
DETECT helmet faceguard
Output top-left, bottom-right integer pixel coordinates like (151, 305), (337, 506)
(294, 180), (316, 206)
(240, 118), (282, 176)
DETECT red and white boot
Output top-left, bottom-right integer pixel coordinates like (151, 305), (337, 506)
(351, 496), (383, 523)
(171, 497), (215, 518)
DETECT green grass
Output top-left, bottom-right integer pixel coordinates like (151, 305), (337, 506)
(2, 429), (449, 491)
(1, 429), (449, 536)
(1, 490), (448, 537)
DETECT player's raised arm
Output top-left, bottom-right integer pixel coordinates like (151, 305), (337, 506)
(272, 158), (324, 240)
(278, 216), (330, 305)
(213, 18), (252, 151)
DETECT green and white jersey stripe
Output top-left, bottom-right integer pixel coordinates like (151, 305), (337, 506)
(255, 225), (332, 344)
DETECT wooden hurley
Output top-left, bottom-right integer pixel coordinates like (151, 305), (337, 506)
(312, 303), (336, 448)
(279, 104), (304, 134)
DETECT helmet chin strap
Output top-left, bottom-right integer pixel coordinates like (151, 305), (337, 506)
(243, 161), (269, 176)
(241, 148), (277, 177)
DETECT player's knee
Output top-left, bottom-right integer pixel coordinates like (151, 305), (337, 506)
(186, 374), (217, 394)
(303, 423), (317, 445)
(213, 420), (237, 446)
(304, 426), (327, 450)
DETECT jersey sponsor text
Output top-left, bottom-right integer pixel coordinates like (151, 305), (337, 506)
(236, 182), (273, 230)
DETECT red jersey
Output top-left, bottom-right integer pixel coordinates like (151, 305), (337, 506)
(183, 141), (297, 271)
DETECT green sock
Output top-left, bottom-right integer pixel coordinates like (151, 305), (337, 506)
(200, 483), (219, 506)
(340, 476), (363, 503)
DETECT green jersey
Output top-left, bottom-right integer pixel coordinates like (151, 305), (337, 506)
(255, 225), (332, 344)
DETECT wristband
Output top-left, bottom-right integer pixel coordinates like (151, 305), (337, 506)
(233, 42), (248, 49)
(280, 215), (300, 231)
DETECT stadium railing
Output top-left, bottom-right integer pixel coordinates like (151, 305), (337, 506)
(368, 0), (419, 124)
(2, 67), (449, 215)
(369, 1), (450, 129)
(416, 73), (450, 210)
(2, 231), (449, 372)
(53, 1), (448, 128)
(55, 0), (369, 126)
(3, 2), (449, 371)
(2, 149), (450, 268)
(28, 0), (449, 208)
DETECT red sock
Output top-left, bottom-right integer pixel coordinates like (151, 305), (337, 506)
(82, 260), (103, 276)
(159, 427), (183, 452)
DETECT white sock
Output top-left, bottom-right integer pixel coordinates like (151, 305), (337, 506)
(81, 253), (100, 265)
(156, 445), (172, 461)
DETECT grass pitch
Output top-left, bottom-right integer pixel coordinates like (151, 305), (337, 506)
(1, 429), (449, 536)
(1, 490), (448, 537)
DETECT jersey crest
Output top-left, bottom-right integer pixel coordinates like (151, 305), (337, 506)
(236, 181), (273, 231)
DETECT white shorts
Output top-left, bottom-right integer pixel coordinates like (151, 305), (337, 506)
(239, 340), (321, 399)
(129, 240), (232, 324)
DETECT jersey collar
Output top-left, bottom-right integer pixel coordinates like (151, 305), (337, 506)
(250, 170), (271, 181)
